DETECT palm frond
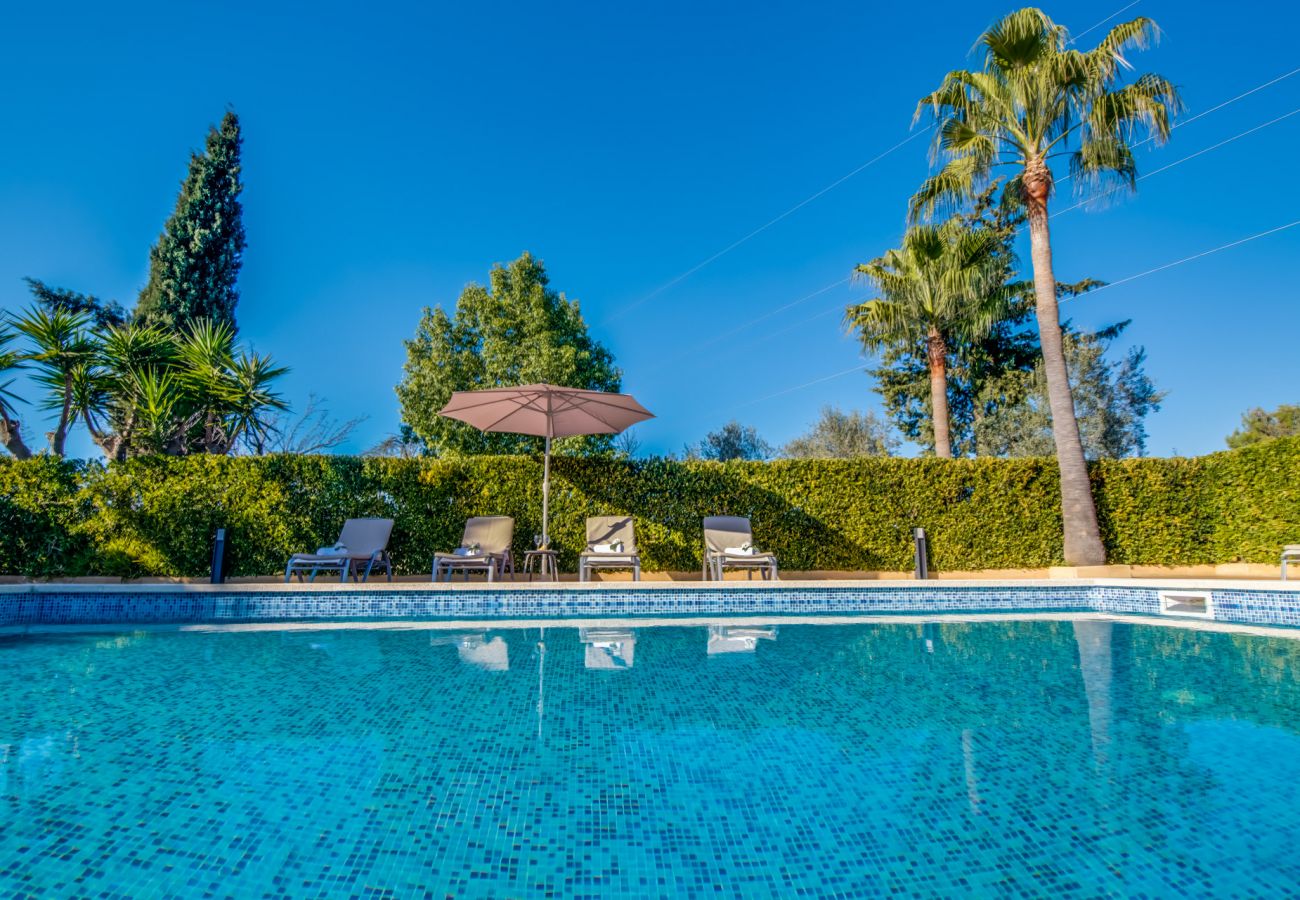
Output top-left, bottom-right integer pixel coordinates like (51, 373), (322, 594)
(915, 9), (1179, 213)
(0, 326), (24, 418)
(1087, 17), (1161, 83)
(1089, 74), (1181, 146)
(848, 216), (1010, 353)
(981, 7), (1061, 70)
(909, 155), (988, 222)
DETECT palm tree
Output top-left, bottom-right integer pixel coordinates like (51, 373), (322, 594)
(0, 321), (32, 459)
(173, 320), (287, 454)
(224, 350), (289, 452)
(848, 219), (1007, 458)
(86, 322), (177, 459)
(12, 306), (97, 456)
(909, 8), (1180, 564)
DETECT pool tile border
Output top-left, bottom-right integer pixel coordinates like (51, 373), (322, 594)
(3, 579), (1300, 629)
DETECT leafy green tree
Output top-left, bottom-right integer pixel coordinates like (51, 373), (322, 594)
(783, 406), (898, 458)
(848, 218), (1008, 457)
(689, 421), (773, 461)
(972, 322), (1163, 458)
(396, 252), (620, 456)
(135, 111), (246, 330)
(1226, 405), (1300, 449)
(24, 278), (126, 329)
(911, 8), (1180, 565)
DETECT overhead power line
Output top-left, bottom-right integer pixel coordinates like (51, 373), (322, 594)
(1053, 105), (1300, 217)
(1065, 0), (1142, 45)
(611, 3), (1290, 331)
(733, 364), (866, 410)
(732, 218), (1300, 410)
(613, 0), (1151, 325)
(664, 277), (851, 361)
(713, 69), (1300, 362)
(604, 130), (929, 323)
(1065, 218), (1300, 300)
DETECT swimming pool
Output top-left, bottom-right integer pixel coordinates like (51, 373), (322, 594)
(3, 618), (1300, 896)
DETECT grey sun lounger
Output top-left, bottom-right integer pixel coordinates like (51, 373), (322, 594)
(432, 516), (516, 582)
(703, 516), (778, 581)
(284, 517), (394, 583)
(579, 516), (641, 582)
(1283, 545), (1300, 580)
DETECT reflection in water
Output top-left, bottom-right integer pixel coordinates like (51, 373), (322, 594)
(0, 735), (66, 801)
(580, 628), (636, 670)
(707, 625), (778, 655)
(4, 619), (1300, 896)
(961, 728), (981, 815)
(1073, 620), (1114, 767)
(431, 633), (510, 671)
(923, 622), (941, 654)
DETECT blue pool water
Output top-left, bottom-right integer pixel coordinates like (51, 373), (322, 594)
(3, 619), (1300, 897)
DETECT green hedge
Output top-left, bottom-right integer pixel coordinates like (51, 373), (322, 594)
(3, 438), (1299, 577)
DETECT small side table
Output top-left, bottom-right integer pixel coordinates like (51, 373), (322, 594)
(522, 549), (559, 582)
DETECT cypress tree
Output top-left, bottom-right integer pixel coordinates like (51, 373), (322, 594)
(135, 111), (246, 329)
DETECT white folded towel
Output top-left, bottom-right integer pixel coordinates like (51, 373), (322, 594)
(724, 545), (755, 556)
(452, 547), (479, 557)
(316, 544), (348, 557)
(592, 543), (620, 554)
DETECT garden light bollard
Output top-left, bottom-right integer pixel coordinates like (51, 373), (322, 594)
(210, 528), (227, 584)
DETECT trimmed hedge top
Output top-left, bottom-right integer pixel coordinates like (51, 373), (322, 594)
(3, 438), (1299, 578)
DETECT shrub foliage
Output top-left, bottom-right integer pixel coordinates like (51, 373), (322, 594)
(3, 438), (1299, 577)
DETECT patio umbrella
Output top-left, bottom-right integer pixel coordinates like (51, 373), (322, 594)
(438, 383), (654, 546)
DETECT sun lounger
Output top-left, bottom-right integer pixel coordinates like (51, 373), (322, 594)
(579, 516), (641, 582)
(284, 517), (394, 583)
(703, 516), (778, 581)
(580, 627), (637, 669)
(1283, 545), (1300, 580)
(432, 516), (516, 582)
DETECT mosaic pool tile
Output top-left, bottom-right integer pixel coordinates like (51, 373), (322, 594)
(7, 582), (1300, 630)
(3, 621), (1300, 896)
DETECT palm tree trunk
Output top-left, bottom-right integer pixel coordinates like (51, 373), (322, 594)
(0, 415), (32, 460)
(1024, 166), (1106, 566)
(49, 373), (74, 457)
(926, 327), (953, 458)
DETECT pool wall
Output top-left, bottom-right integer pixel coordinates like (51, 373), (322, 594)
(4, 580), (1300, 629)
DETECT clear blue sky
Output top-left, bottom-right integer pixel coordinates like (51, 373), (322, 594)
(1, 0), (1296, 458)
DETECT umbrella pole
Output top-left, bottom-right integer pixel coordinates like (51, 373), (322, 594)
(542, 435), (551, 548)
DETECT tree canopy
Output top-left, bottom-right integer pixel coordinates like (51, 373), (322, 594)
(971, 322), (1163, 459)
(7, 311), (287, 460)
(783, 407), (898, 459)
(1226, 404), (1300, 449)
(848, 217), (1008, 457)
(396, 252), (620, 456)
(688, 421), (774, 461)
(24, 278), (127, 330)
(135, 111), (246, 330)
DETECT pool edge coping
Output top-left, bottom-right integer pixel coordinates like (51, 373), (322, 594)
(4, 576), (1300, 594)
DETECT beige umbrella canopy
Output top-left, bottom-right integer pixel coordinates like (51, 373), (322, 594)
(438, 383), (654, 546)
